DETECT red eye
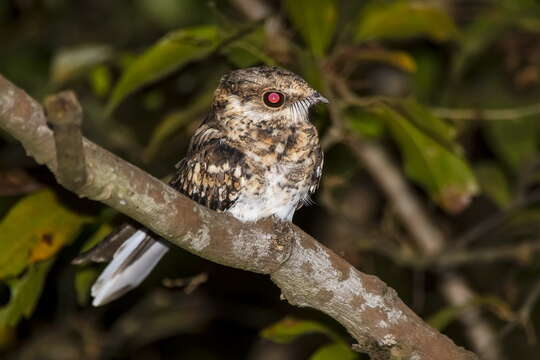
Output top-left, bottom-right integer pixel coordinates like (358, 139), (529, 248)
(263, 91), (285, 107)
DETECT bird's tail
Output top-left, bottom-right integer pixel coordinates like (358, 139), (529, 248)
(90, 229), (169, 306)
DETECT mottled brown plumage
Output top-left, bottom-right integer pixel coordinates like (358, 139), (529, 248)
(82, 66), (327, 306)
(170, 66), (326, 221)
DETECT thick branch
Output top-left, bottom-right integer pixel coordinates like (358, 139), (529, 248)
(346, 137), (503, 360)
(0, 74), (477, 360)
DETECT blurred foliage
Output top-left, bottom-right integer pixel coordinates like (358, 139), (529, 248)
(0, 190), (89, 279)
(74, 223), (113, 305)
(261, 317), (339, 344)
(355, 1), (459, 42)
(50, 44), (113, 85)
(375, 104), (478, 213)
(106, 25), (222, 113)
(284, 0), (337, 57)
(261, 317), (357, 360)
(0, 259), (53, 328)
(427, 295), (515, 332)
(475, 162), (512, 209)
(2, 0), (540, 359)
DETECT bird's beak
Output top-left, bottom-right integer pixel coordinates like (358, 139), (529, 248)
(312, 92), (329, 104)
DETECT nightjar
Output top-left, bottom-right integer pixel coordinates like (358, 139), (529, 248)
(79, 66), (328, 306)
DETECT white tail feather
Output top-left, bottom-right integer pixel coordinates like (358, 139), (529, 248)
(91, 230), (169, 306)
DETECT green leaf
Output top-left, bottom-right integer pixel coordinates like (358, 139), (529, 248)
(297, 50), (325, 94)
(346, 107), (385, 139)
(137, 0), (206, 30)
(310, 343), (357, 360)
(74, 266), (99, 306)
(356, 1), (458, 42)
(379, 105), (478, 213)
(484, 118), (539, 172)
(332, 48), (416, 74)
(260, 317), (338, 344)
(262, 318), (356, 360)
(88, 65), (112, 97)
(50, 44), (113, 85)
(0, 190), (90, 279)
(427, 304), (466, 331)
(222, 28), (276, 68)
(475, 162), (512, 209)
(0, 259), (53, 327)
(353, 49), (417, 73)
(106, 25), (221, 114)
(284, 0), (338, 57)
(400, 100), (458, 151)
(224, 42), (273, 68)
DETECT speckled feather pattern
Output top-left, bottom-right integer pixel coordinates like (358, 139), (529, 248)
(170, 66), (325, 222)
(88, 66), (326, 306)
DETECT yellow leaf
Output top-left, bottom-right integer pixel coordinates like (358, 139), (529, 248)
(0, 190), (91, 279)
(28, 228), (69, 263)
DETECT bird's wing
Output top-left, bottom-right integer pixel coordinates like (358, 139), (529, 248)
(77, 120), (248, 306)
(72, 120), (224, 267)
(298, 145), (323, 209)
(72, 223), (138, 265)
(309, 147), (324, 196)
(170, 125), (248, 212)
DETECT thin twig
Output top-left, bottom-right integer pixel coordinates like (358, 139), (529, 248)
(431, 103), (540, 120)
(331, 74), (395, 108)
(454, 191), (540, 249)
(162, 272), (208, 294)
(499, 278), (540, 344)
(371, 240), (540, 270)
(333, 72), (540, 122)
(429, 241), (540, 268)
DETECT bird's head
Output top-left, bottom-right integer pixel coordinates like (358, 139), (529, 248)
(213, 66), (328, 124)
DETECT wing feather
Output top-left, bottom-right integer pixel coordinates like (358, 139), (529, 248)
(299, 146), (323, 209)
(170, 124), (247, 212)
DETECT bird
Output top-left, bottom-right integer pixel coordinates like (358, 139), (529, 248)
(75, 66), (328, 306)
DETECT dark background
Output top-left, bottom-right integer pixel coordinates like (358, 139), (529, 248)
(2, 0), (540, 359)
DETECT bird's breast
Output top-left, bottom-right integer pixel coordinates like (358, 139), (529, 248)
(226, 123), (320, 222)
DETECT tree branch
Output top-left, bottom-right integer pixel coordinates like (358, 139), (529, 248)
(43, 91), (87, 191)
(430, 103), (540, 121)
(0, 74), (477, 360)
(346, 137), (503, 360)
